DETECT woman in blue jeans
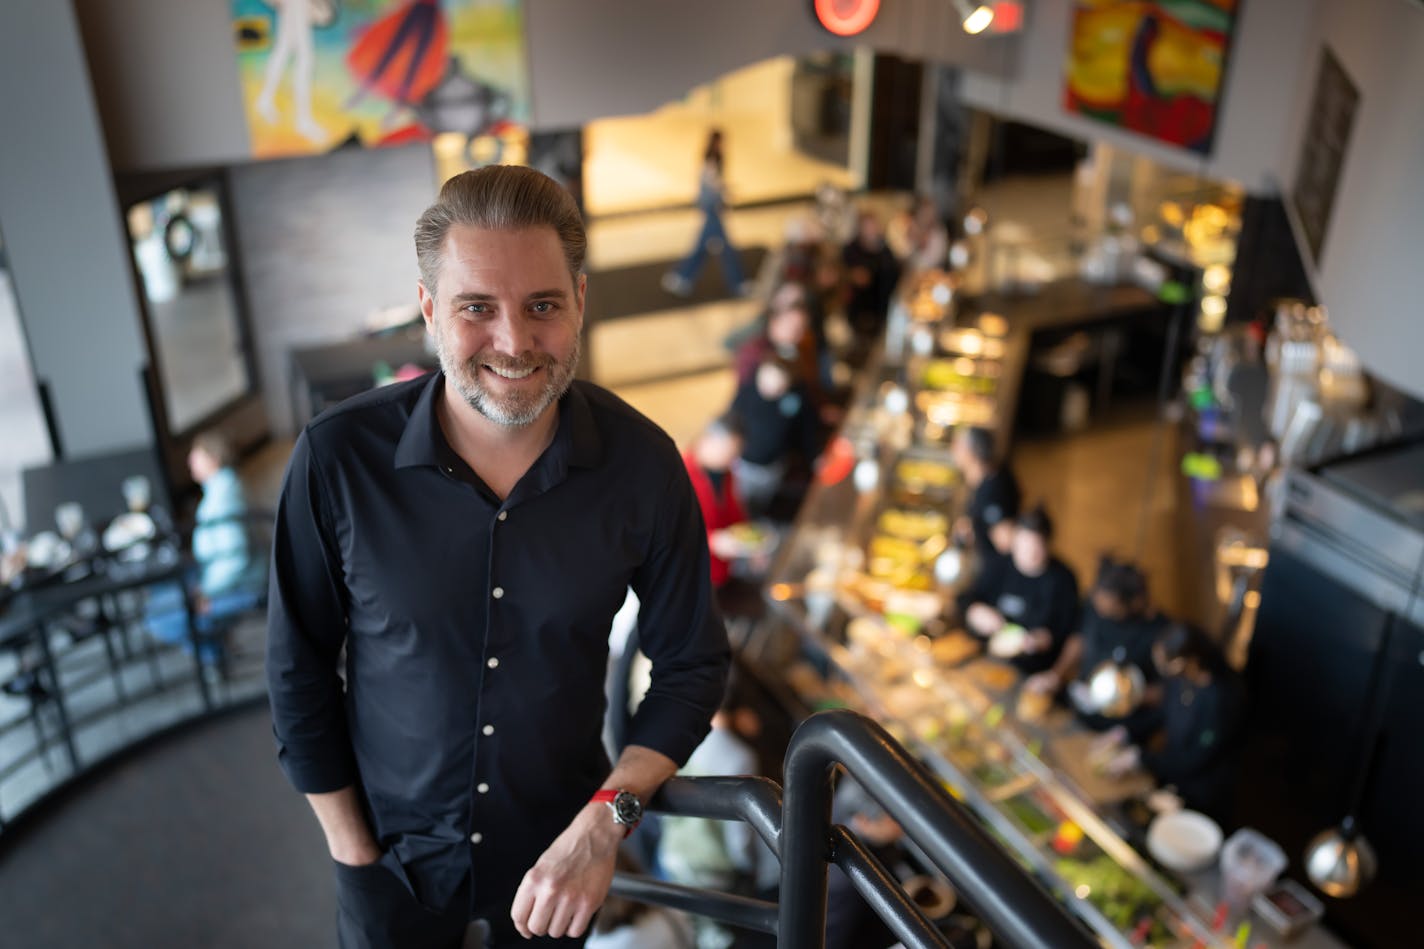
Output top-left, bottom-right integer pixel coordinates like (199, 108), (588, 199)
(662, 129), (752, 298)
(146, 431), (263, 659)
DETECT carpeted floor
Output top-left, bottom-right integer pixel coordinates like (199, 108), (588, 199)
(0, 700), (334, 949)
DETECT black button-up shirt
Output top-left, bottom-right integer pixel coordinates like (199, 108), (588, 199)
(266, 372), (729, 916)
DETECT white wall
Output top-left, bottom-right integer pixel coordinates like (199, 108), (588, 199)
(958, 0), (1319, 193)
(74, 0), (250, 172)
(523, 0), (1017, 127)
(0, 0), (153, 456)
(1275, 0), (1424, 400)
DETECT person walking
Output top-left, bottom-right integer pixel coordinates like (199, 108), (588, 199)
(266, 165), (730, 949)
(662, 129), (751, 298)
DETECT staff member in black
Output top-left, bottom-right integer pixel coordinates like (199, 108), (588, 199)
(959, 506), (1078, 676)
(266, 166), (729, 949)
(1099, 624), (1243, 820)
(950, 425), (1021, 565)
(1025, 556), (1169, 731)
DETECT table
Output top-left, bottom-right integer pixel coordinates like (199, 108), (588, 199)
(1, 545), (208, 774)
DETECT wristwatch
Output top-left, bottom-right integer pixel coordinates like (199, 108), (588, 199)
(591, 788), (643, 836)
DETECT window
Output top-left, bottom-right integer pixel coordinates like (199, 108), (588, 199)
(0, 230), (55, 534)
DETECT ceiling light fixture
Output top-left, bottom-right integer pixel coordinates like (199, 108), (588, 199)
(953, 0), (995, 34)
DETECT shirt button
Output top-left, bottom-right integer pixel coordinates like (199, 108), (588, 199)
(497, 511), (508, 522)
(477, 782), (489, 794)
(482, 724), (495, 736)
(492, 586), (504, 599)
(487, 657), (500, 669)
(470, 832), (483, 844)
(443, 466), (453, 475)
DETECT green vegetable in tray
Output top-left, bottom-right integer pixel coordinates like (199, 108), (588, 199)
(1054, 855), (1174, 944)
(1002, 793), (1056, 836)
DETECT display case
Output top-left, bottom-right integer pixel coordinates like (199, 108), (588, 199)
(765, 271), (1221, 948)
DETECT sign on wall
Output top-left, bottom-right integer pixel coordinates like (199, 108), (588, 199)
(1063, 0), (1239, 155)
(231, 0), (530, 160)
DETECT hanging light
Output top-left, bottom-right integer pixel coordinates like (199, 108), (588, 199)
(953, 0), (995, 34)
(1305, 816), (1378, 898)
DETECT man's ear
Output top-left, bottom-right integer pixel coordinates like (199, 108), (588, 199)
(417, 281), (436, 331)
(574, 272), (588, 328)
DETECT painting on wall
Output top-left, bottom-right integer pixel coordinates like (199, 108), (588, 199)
(231, 0), (529, 161)
(1063, 0), (1239, 155)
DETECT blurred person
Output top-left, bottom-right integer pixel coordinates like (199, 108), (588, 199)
(584, 851), (694, 949)
(144, 431), (264, 658)
(682, 413), (749, 590)
(887, 195), (949, 273)
(825, 776), (905, 949)
(658, 680), (772, 948)
(733, 302), (821, 401)
(266, 166), (728, 948)
(950, 426), (1021, 565)
(731, 357), (820, 520)
(1097, 623), (1243, 820)
(1025, 556), (1169, 732)
(841, 209), (901, 342)
(959, 506), (1079, 676)
(663, 129), (751, 298)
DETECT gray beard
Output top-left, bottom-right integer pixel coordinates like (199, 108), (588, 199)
(436, 329), (581, 428)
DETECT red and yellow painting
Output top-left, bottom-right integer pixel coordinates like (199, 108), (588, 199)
(1064, 0), (1238, 154)
(231, 0), (529, 161)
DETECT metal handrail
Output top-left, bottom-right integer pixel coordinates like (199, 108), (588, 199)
(610, 709), (1093, 949)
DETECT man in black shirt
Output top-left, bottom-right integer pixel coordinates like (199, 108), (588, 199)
(959, 506), (1079, 676)
(1025, 556), (1168, 731)
(266, 166), (729, 948)
(950, 425), (1021, 566)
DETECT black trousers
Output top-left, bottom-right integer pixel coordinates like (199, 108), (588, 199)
(333, 860), (586, 949)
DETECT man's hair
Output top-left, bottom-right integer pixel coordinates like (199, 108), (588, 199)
(1016, 504), (1054, 542)
(414, 165), (586, 295)
(191, 429), (234, 468)
(1094, 554), (1148, 603)
(961, 426), (996, 465)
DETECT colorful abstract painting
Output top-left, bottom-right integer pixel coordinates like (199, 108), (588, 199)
(231, 0), (529, 160)
(1064, 0), (1238, 154)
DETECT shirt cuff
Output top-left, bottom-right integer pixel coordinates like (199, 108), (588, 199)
(276, 742), (360, 795)
(625, 694), (716, 769)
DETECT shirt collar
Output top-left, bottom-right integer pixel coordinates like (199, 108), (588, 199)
(394, 372), (602, 472)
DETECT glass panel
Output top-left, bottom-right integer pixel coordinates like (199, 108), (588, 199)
(126, 183), (251, 434)
(0, 229), (54, 535)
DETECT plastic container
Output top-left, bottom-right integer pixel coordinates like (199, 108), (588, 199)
(1219, 828), (1287, 914)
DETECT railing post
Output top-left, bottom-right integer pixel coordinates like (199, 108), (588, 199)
(779, 724), (837, 949)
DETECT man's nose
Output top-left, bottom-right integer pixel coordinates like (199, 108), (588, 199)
(488, 312), (534, 355)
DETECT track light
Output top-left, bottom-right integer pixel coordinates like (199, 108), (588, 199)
(953, 0), (995, 34)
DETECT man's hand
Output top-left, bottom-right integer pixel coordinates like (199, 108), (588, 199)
(511, 802), (623, 940)
(965, 603), (1005, 636)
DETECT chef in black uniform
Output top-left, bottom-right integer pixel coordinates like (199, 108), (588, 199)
(1024, 556), (1169, 731)
(951, 426), (1021, 566)
(959, 506), (1079, 676)
(1099, 623), (1243, 820)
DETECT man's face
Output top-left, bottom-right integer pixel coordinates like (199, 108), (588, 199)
(419, 225), (584, 428)
(1011, 527), (1049, 576)
(697, 430), (742, 472)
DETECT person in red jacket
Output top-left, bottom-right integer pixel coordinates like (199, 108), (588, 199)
(682, 413), (748, 589)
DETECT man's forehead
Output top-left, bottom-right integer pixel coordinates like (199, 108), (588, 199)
(437, 224), (575, 291)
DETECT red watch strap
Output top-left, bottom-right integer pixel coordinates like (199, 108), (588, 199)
(590, 789), (618, 804)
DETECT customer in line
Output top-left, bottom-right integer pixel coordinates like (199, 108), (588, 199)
(266, 166), (728, 948)
(841, 209), (900, 343)
(950, 425), (1022, 566)
(730, 356), (821, 520)
(959, 506), (1079, 676)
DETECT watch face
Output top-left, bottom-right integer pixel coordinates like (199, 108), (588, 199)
(612, 790), (643, 826)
